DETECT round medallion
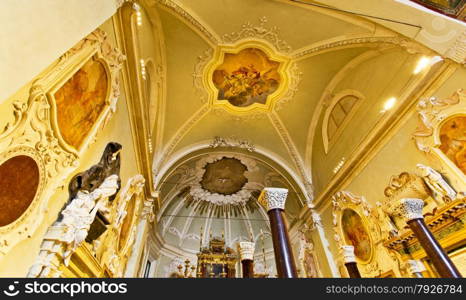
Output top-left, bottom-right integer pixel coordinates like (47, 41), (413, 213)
(0, 155), (40, 226)
(201, 157), (248, 195)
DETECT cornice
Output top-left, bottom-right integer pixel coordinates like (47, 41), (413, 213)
(309, 62), (457, 214)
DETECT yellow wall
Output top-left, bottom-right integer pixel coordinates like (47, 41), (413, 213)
(0, 17), (142, 277)
(0, 0), (119, 105)
(313, 66), (466, 277)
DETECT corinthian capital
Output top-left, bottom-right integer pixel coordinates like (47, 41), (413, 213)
(341, 245), (356, 264)
(259, 188), (288, 211)
(239, 242), (255, 261)
(388, 198), (424, 222)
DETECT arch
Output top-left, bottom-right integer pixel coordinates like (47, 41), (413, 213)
(322, 89), (365, 153)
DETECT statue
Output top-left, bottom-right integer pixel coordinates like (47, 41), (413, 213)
(61, 174), (120, 265)
(416, 164), (457, 204)
(27, 143), (122, 278)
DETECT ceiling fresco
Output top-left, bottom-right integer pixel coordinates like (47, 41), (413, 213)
(212, 48), (281, 108)
(201, 157), (248, 195)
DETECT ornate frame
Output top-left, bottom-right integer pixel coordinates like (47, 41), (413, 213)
(0, 28), (124, 256)
(332, 191), (381, 276)
(413, 89), (466, 183)
(201, 40), (293, 117)
(107, 175), (146, 277)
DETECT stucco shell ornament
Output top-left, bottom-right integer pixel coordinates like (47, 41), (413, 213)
(189, 154), (260, 205)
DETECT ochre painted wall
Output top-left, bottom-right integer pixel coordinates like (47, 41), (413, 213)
(0, 17), (141, 277)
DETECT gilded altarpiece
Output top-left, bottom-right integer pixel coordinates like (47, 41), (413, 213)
(0, 28), (124, 260)
(380, 169), (466, 277)
(413, 89), (466, 188)
(332, 191), (409, 278)
(409, 89), (466, 276)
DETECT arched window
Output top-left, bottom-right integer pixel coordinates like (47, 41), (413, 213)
(322, 90), (364, 153)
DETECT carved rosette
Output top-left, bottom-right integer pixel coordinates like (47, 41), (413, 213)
(387, 198), (425, 222)
(341, 246), (356, 264)
(239, 242), (255, 261)
(259, 188), (288, 211)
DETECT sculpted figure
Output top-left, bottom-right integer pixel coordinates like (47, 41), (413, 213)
(61, 174), (119, 265)
(416, 164), (456, 203)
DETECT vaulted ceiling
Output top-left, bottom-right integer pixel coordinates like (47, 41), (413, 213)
(147, 0), (424, 201)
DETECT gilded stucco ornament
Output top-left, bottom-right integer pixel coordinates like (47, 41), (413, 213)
(209, 136), (255, 152)
(331, 191), (386, 277)
(190, 16), (301, 119)
(259, 187), (288, 211)
(413, 89), (466, 184)
(222, 17), (292, 54)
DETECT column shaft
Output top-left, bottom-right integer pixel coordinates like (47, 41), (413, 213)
(408, 219), (462, 278)
(269, 209), (298, 278)
(344, 262), (361, 278)
(241, 260), (254, 278)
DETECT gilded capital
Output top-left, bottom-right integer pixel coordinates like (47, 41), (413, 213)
(388, 198), (424, 222)
(341, 245), (356, 264)
(259, 188), (288, 211)
(239, 242), (255, 261)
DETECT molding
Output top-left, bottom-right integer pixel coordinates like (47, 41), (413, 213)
(268, 112), (313, 203)
(152, 0), (220, 47)
(222, 16), (292, 54)
(445, 30), (466, 65)
(114, 4), (159, 202)
(292, 34), (433, 61)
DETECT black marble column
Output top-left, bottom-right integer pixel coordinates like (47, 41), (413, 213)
(391, 198), (462, 278)
(260, 188), (298, 278)
(408, 218), (461, 278)
(341, 246), (361, 278)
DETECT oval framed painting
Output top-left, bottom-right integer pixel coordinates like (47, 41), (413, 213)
(340, 208), (373, 263)
(0, 150), (44, 229)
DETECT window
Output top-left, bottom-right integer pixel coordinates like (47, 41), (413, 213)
(322, 90), (364, 153)
(143, 260), (152, 278)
